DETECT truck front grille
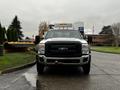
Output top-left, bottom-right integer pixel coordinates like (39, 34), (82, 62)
(45, 41), (82, 57)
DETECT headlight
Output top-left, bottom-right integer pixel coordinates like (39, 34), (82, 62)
(38, 43), (45, 54)
(82, 43), (89, 54)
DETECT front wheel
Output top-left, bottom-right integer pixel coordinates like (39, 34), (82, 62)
(36, 62), (44, 75)
(82, 56), (91, 75)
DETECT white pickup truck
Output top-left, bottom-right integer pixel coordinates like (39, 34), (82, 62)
(35, 29), (91, 75)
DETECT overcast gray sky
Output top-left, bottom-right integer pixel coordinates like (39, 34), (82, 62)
(0, 0), (120, 37)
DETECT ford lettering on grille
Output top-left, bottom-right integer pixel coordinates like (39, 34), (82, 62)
(58, 47), (68, 51)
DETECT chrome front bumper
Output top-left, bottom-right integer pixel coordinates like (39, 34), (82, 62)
(37, 55), (90, 66)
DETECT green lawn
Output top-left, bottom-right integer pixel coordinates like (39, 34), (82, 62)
(91, 46), (120, 54)
(0, 52), (35, 71)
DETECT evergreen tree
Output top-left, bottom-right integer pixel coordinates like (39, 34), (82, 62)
(7, 16), (24, 41)
(12, 28), (18, 41)
(7, 26), (17, 41)
(0, 23), (2, 44)
(2, 27), (6, 41)
(7, 26), (13, 41)
(99, 25), (113, 35)
(0, 23), (6, 44)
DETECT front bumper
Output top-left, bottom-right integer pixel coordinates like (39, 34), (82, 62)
(37, 55), (90, 66)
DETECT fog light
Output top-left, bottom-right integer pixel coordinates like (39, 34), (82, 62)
(83, 58), (88, 62)
(39, 57), (44, 62)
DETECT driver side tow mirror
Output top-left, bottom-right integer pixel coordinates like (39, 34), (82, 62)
(34, 35), (40, 45)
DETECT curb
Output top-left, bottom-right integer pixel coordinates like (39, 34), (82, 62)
(0, 61), (36, 75)
(91, 49), (120, 54)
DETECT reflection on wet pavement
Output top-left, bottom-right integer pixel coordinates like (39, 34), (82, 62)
(36, 65), (120, 90)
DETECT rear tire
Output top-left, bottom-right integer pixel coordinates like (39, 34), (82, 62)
(82, 56), (91, 75)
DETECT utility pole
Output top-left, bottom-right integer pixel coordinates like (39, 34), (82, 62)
(92, 25), (94, 34)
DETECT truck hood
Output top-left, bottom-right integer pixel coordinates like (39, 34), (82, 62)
(40, 38), (87, 44)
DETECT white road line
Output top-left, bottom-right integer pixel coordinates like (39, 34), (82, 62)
(23, 73), (37, 87)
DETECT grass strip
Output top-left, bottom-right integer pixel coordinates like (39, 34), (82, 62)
(0, 52), (35, 71)
(91, 46), (120, 54)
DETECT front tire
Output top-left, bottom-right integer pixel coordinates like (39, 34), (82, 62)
(82, 56), (91, 75)
(36, 61), (44, 75)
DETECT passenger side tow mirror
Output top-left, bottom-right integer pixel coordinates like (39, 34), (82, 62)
(84, 35), (88, 42)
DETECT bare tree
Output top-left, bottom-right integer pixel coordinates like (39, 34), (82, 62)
(111, 23), (120, 47)
(39, 21), (48, 38)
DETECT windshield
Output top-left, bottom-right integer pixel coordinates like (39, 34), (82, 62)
(45, 30), (83, 39)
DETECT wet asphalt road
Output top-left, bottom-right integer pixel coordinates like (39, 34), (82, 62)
(0, 51), (120, 90)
